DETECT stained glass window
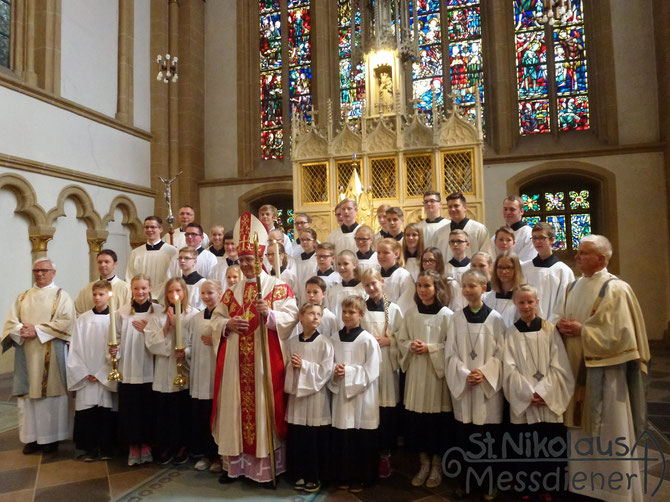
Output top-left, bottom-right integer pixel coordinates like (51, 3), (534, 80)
(259, 0), (313, 160)
(0, 0), (10, 69)
(411, 1), (443, 121)
(514, 0), (589, 135)
(521, 181), (595, 252)
(338, 0), (365, 120)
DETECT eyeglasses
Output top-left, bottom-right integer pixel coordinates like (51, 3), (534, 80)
(422, 258), (436, 263)
(449, 240), (467, 245)
(185, 232), (202, 238)
(531, 236), (550, 241)
(32, 269), (54, 274)
(423, 199), (439, 204)
(497, 265), (514, 271)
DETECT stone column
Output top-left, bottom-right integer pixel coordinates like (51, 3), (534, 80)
(86, 230), (109, 282)
(28, 225), (55, 262)
(117, 0), (135, 124)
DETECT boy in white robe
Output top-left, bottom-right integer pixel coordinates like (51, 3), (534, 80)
(126, 216), (177, 301)
(445, 269), (506, 497)
(209, 231), (240, 286)
(144, 277), (198, 465)
(521, 222), (575, 322)
(315, 242), (342, 290)
(503, 285), (575, 498)
(326, 250), (366, 326)
(187, 279), (222, 472)
(361, 269), (403, 479)
(293, 229), (318, 304)
(67, 281), (118, 460)
(444, 229), (471, 284)
(74, 249), (131, 315)
(326, 198), (360, 254)
(416, 191), (448, 248)
(177, 247), (206, 311)
(329, 295), (381, 492)
(285, 302), (335, 493)
(290, 277), (339, 339)
(435, 192), (494, 262)
(167, 224), (218, 280)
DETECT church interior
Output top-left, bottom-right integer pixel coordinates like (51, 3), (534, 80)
(0, 0), (669, 500)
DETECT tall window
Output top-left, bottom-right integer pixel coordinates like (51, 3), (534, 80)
(410, 1), (484, 125)
(520, 177), (596, 254)
(514, 0), (589, 135)
(259, 0), (313, 160)
(0, 0), (10, 68)
(338, 0), (365, 120)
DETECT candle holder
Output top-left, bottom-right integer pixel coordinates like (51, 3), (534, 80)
(173, 346), (187, 387)
(108, 342), (123, 382)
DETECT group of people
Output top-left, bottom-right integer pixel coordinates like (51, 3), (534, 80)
(0, 193), (650, 501)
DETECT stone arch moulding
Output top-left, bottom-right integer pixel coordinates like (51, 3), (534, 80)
(506, 160), (619, 274)
(102, 195), (145, 247)
(0, 173), (49, 227)
(46, 184), (105, 230)
(236, 183), (294, 218)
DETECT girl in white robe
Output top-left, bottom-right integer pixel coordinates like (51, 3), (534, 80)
(377, 238), (416, 312)
(397, 270), (454, 489)
(483, 251), (525, 327)
(445, 269), (506, 497)
(186, 279), (223, 472)
(360, 268), (403, 479)
(402, 223), (423, 282)
(502, 284), (575, 498)
(326, 250), (366, 325)
(114, 274), (158, 466)
(267, 243), (298, 295)
(285, 303), (335, 492)
(354, 225), (380, 274)
(293, 229), (318, 304)
(67, 281), (118, 460)
(328, 295), (381, 491)
(144, 277), (198, 465)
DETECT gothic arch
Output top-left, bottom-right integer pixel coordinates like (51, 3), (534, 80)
(236, 182), (294, 221)
(506, 161), (619, 273)
(0, 173), (48, 226)
(46, 185), (105, 230)
(102, 195), (145, 246)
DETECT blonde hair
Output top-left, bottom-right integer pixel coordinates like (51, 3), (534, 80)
(490, 251), (525, 294)
(226, 264), (241, 278)
(91, 280), (112, 293)
(361, 267), (383, 284)
(355, 225), (375, 250)
(131, 274), (152, 287)
(462, 269), (488, 287)
(179, 246), (198, 259)
(266, 242), (288, 267)
(402, 223), (424, 261)
(299, 301), (323, 316)
(342, 295), (366, 314)
(201, 279), (223, 293)
(376, 203), (391, 215)
(337, 250), (360, 281)
(378, 238), (403, 267)
(259, 204), (278, 216)
(163, 277), (190, 313)
(513, 283), (542, 316)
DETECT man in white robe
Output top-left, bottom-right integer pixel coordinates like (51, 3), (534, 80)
(163, 205), (210, 249)
(126, 216), (177, 300)
(2, 258), (75, 453)
(435, 192), (494, 262)
(556, 235), (650, 502)
(416, 190), (449, 248)
(74, 249), (131, 315)
(166, 223), (217, 279)
(209, 212), (298, 485)
(496, 196), (535, 261)
(326, 198), (360, 255)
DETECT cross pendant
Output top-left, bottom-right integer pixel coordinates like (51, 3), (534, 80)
(470, 350), (477, 360)
(534, 370), (544, 381)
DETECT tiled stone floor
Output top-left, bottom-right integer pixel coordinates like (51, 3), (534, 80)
(0, 350), (669, 501)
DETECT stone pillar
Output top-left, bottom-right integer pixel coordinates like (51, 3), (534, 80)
(117, 0), (135, 124)
(34, 0), (61, 94)
(23, 0), (38, 86)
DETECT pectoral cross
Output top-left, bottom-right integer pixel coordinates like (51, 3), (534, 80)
(534, 370), (544, 381)
(470, 350), (477, 360)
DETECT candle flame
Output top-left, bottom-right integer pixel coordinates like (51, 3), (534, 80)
(109, 291), (113, 298)
(174, 293), (179, 301)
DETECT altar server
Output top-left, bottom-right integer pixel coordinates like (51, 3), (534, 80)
(75, 249), (131, 315)
(377, 238), (415, 312)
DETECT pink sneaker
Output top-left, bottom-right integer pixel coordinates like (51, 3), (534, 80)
(128, 445), (140, 466)
(378, 455), (391, 478)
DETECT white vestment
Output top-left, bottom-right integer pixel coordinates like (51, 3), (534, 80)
(381, 267), (416, 313)
(417, 217), (449, 248)
(445, 307), (505, 424)
(167, 247), (218, 280)
(326, 224), (360, 255)
(284, 332), (334, 426)
(361, 300), (403, 407)
(398, 305), (453, 413)
(115, 303), (156, 383)
(126, 241), (177, 301)
(483, 291), (517, 327)
(293, 252), (317, 305)
(436, 219), (494, 262)
(503, 319), (574, 424)
(521, 255), (575, 323)
(67, 310), (118, 411)
(328, 328), (381, 430)
(325, 282), (367, 328)
(290, 307), (338, 340)
(404, 257), (420, 281)
(186, 309), (217, 400)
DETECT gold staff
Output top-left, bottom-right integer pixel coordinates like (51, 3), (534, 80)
(253, 232), (277, 488)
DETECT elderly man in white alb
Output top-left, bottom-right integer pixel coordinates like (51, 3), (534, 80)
(164, 205), (210, 249)
(555, 235), (649, 502)
(2, 258), (75, 454)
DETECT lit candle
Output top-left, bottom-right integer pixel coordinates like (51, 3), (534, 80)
(174, 294), (182, 347)
(109, 291), (117, 344)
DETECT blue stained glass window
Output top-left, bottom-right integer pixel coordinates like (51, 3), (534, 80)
(522, 215), (541, 228)
(338, 0), (365, 120)
(546, 215), (567, 250)
(571, 213), (591, 248)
